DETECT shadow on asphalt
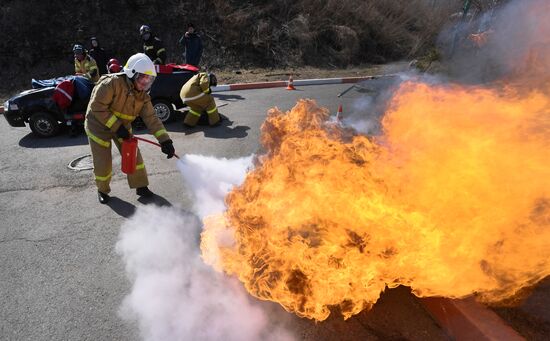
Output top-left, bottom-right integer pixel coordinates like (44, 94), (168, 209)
(212, 93), (245, 101)
(18, 127), (88, 148)
(137, 193), (172, 207)
(107, 197), (136, 218)
(166, 114), (250, 139)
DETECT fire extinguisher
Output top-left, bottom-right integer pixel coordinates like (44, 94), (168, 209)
(121, 136), (179, 175)
(121, 137), (139, 174)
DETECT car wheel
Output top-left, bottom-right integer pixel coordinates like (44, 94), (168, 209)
(153, 99), (174, 123)
(29, 112), (60, 137)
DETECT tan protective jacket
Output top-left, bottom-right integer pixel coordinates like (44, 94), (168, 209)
(75, 55), (99, 82)
(85, 74), (170, 148)
(179, 72), (211, 103)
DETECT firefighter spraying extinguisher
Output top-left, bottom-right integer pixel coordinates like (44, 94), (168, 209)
(84, 53), (176, 204)
(121, 136), (179, 175)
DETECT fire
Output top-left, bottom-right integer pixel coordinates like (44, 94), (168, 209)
(201, 1), (550, 321)
(201, 81), (549, 320)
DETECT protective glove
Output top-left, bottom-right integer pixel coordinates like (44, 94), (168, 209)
(160, 139), (175, 159)
(116, 125), (130, 139)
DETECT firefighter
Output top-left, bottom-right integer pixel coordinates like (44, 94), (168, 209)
(85, 53), (176, 204)
(140, 25), (166, 65)
(73, 44), (99, 82)
(179, 72), (220, 127)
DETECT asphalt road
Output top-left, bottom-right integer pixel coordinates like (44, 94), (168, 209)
(0, 82), (495, 340)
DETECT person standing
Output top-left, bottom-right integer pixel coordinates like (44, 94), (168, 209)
(85, 53), (175, 204)
(89, 36), (108, 75)
(73, 44), (99, 82)
(178, 23), (203, 67)
(140, 25), (166, 65)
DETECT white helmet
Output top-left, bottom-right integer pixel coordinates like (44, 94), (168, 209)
(123, 53), (157, 78)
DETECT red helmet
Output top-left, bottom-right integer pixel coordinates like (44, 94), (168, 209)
(108, 63), (122, 73)
(107, 58), (122, 73)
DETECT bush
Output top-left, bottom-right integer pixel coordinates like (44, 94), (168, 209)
(0, 0), (461, 93)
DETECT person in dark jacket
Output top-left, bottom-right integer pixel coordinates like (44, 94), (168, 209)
(178, 23), (203, 67)
(140, 25), (166, 65)
(89, 37), (108, 75)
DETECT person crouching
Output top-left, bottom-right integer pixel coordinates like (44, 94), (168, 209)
(179, 72), (220, 127)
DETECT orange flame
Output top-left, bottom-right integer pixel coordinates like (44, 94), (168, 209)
(201, 3), (550, 320)
(201, 80), (549, 320)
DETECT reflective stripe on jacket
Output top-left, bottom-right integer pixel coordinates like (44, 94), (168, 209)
(85, 74), (170, 147)
(75, 55), (99, 82)
(143, 36), (166, 64)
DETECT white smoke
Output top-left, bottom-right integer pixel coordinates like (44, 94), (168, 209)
(345, 74), (410, 135)
(437, 0), (549, 83)
(116, 155), (295, 341)
(177, 154), (253, 219)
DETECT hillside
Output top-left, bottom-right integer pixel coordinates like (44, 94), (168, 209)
(1, 0), (461, 93)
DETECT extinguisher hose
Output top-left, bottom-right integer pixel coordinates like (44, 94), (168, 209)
(133, 136), (180, 159)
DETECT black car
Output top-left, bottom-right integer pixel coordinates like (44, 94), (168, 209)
(3, 87), (66, 137)
(148, 69), (198, 122)
(3, 66), (199, 137)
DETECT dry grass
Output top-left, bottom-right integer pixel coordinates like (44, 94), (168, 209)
(205, 0), (461, 68)
(212, 62), (410, 84)
(0, 0), (462, 94)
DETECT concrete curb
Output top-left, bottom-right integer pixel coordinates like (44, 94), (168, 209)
(211, 74), (397, 92)
(0, 75), (398, 115)
(419, 297), (525, 341)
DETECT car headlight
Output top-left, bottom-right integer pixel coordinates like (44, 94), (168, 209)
(9, 102), (19, 110)
(3, 100), (8, 111)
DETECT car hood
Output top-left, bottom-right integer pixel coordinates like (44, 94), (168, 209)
(10, 87), (55, 104)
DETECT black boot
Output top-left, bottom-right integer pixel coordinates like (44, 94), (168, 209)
(136, 186), (154, 197)
(98, 191), (110, 204)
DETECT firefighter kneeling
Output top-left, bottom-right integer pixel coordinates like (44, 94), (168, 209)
(179, 72), (220, 127)
(85, 53), (176, 204)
